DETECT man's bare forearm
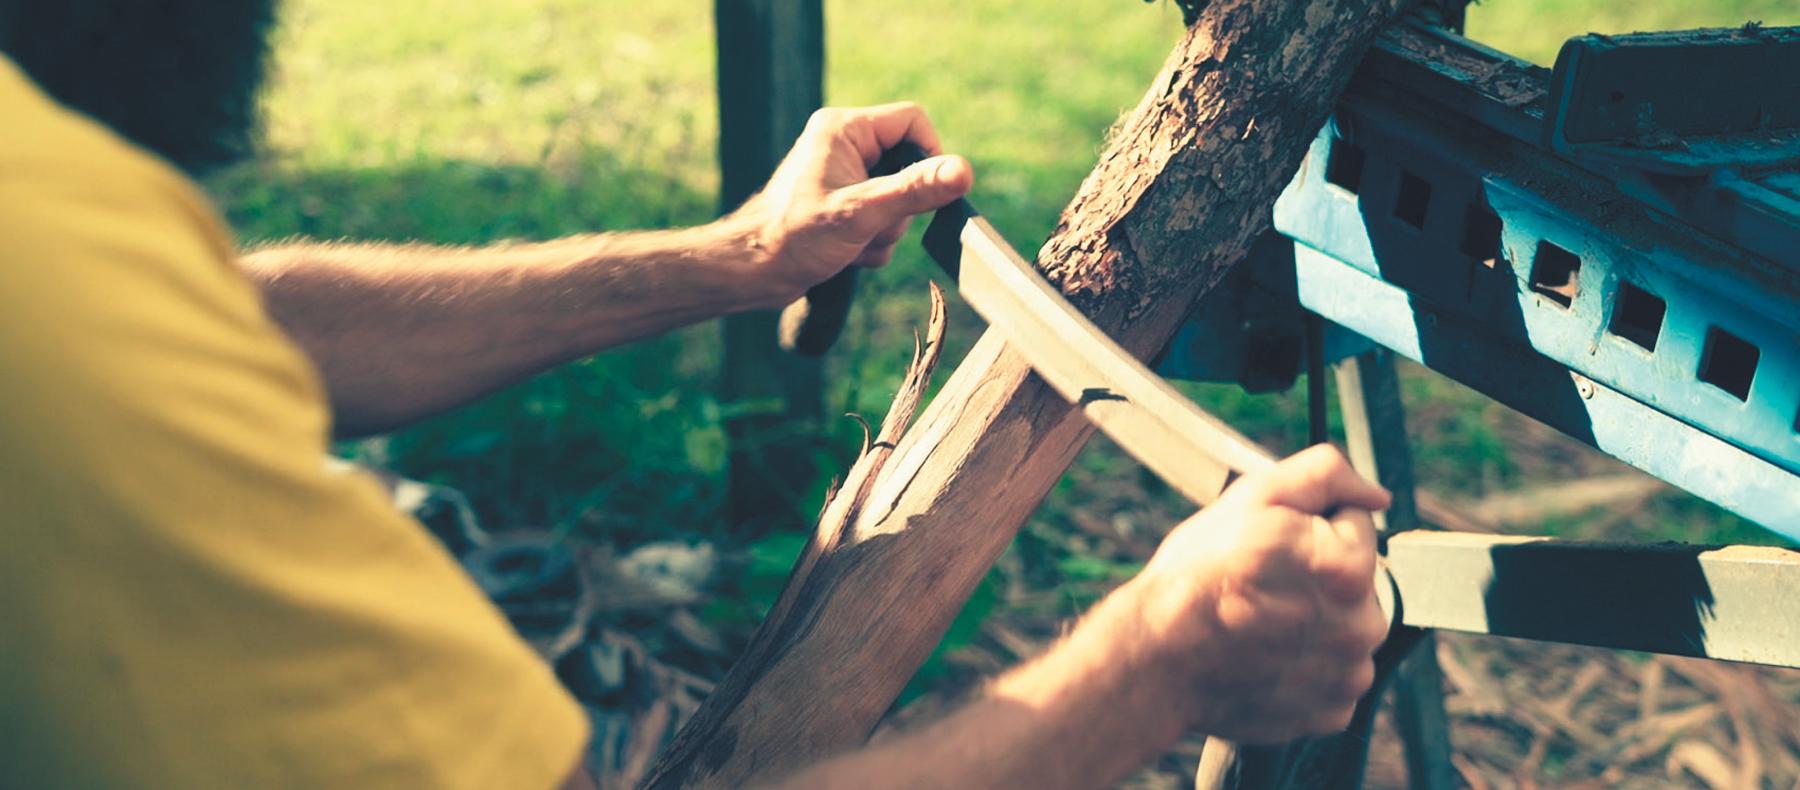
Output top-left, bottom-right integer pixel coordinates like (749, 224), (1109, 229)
(241, 220), (782, 436)
(757, 446), (1392, 790)
(243, 104), (974, 437)
(767, 580), (1187, 790)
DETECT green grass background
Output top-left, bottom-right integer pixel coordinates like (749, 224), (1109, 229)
(212, 0), (1799, 629)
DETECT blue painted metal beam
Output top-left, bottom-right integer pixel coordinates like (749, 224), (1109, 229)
(1159, 23), (1800, 540)
(1293, 243), (1800, 538)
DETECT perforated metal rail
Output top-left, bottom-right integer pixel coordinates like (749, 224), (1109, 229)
(1165, 23), (1800, 538)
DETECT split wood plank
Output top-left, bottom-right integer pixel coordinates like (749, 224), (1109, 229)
(645, 0), (1410, 785)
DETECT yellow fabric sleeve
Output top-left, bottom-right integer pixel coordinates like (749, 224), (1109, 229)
(0, 57), (588, 789)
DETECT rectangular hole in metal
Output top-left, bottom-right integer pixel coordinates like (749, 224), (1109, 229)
(1699, 327), (1759, 402)
(1528, 241), (1580, 308)
(1394, 171), (1431, 229)
(1607, 281), (1665, 352)
(1326, 140), (1365, 195)
(1460, 205), (1503, 263)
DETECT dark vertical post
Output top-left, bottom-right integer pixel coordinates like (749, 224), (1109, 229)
(716, 0), (825, 538)
(1336, 349), (1457, 790)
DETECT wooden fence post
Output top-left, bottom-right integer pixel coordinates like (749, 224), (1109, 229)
(716, 0), (827, 538)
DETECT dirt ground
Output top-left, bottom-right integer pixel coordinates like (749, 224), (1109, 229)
(868, 393), (1800, 790)
(887, 622), (1800, 790)
(447, 369), (1799, 790)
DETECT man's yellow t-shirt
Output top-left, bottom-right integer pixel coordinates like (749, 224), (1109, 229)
(0, 56), (587, 788)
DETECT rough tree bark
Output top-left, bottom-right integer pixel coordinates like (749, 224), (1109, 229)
(644, 0), (1408, 786)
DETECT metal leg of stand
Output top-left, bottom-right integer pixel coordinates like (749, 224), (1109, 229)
(1334, 349), (1457, 790)
(1389, 634), (1456, 790)
(1195, 348), (1457, 790)
(1194, 322), (1344, 790)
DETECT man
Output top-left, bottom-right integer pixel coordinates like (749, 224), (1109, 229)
(0, 2), (1391, 788)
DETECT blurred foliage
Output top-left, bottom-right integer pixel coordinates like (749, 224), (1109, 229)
(1464, 0), (1800, 64)
(215, 0), (1797, 692)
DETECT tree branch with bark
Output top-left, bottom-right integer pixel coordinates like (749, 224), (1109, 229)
(644, 0), (1410, 786)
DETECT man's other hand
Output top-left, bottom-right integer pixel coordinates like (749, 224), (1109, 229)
(1125, 444), (1392, 743)
(728, 102), (974, 309)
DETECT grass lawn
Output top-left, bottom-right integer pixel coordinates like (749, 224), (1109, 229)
(1467, 0), (1800, 64)
(216, 0), (1794, 598)
(210, 0), (1800, 781)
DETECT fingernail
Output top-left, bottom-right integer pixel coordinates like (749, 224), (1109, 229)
(930, 157), (953, 185)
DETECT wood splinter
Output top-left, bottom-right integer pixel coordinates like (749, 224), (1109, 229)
(646, 0), (1410, 784)
(644, 284), (948, 790)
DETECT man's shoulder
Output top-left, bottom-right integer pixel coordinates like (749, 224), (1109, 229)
(0, 53), (273, 444)
(0, 51), (245, 326)
(1, 55), (164, 170)
(0, 54), (228, 257)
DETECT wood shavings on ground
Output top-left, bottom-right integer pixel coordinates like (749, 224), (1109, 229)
(360, 357), (1799, 789)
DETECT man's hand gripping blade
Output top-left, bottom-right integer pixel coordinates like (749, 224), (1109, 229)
(861, 137), (1278, 505)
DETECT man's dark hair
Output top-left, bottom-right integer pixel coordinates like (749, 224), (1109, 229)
(0, 0), (279, 176)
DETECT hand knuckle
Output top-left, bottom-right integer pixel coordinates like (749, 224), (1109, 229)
(1319, 626), (1372, 658)
(1314, 447), (1353, 478)
(817, 196), (864, 228)
(859, 248), (894, 268)
(1310, 704), (1357, 735)
(1341, 660), (1376, 701)
(1362, 613), (1390, 649)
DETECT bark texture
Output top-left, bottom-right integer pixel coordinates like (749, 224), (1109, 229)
(645, 0), (1406, 786)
